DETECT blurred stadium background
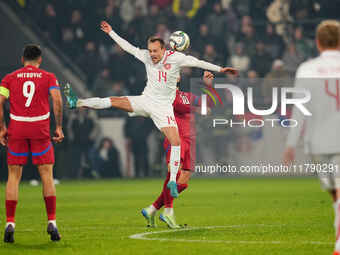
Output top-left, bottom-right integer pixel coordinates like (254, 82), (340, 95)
(0, 0), (336, 180)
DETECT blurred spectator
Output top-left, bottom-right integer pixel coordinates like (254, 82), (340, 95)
(262, 59), (292, 102)
(229, 43), (250, 75)
(266, 0), (292, 38)
(205, 2), (228, 38)
(172, 0), (200, 18)
(241, 15), (252, 27)
(250, 41), (273, 77)
(102, 3), (123, 35)
(203, 44), (224, 67)
(241, 70), (263, 105)
(232, 0), (251, 17)
(107, 81), (129, 97)
(179, 67), (193, 92)
(263, 23), (285, 59)
(90, 137), (121, 178)
(67, 109), (101, 178)
(142, 5), (163, 41)
(70, 9), (86, 48)
(236, 25), (257, 57)
(40, 3), (60, 42)
(294, 27), (313, 60)
(93, 68), (114, 96)
(282, 42), (305, 74)
(155, 23), (171, 44)
(193, 24), (217, 54)
(124, 117), (154, 178)
(108, 44), (135, 88)
(61, 27), (79, 58)
(152, 0), (173, 9)
(120, 0), (136, 24)
(127, 7), (147, 46)
(191, 0), (209, 32)
(76, 41), (103, 86)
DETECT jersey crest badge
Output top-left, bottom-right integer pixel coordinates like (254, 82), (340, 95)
(164, 63), (171, 70)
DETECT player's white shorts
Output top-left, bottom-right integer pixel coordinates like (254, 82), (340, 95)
(311, 154), (340, 190)
(126, 95), (177, 130)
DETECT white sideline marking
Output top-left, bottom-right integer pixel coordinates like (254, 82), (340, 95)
(129, 225), (333, 245)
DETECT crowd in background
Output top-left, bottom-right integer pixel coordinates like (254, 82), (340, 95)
(24, 0), (338, 96)
(1, 0), (338, 180)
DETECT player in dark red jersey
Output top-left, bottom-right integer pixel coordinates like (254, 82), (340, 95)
(0, 45), (64, 242)
(142, 71), (214, 228)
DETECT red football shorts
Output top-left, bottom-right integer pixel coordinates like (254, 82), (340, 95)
(7, 137), (55, 165)
(164, 137), (196, 171)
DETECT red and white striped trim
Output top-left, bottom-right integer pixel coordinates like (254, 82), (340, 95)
(10, 112), (50, 122)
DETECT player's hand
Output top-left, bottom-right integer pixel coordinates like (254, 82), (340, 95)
(0, 127), (7, 146)
(100, 21), (112, 34)
(203, 71), (214, 85)
(53, 127), (64, 143)
(220, 67), (238, 75)
(283, 147), (295, 166)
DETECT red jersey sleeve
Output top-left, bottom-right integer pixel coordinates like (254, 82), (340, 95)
(173, 91), (202, 114)
(48, 73), (60, 91)
(0, 74), (12, 98)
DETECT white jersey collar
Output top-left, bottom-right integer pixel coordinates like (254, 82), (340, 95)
(321, 50), (340, 57)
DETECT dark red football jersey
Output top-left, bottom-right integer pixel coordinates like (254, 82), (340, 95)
(172, 89), (200, 139)
(0, 65), (60, 139)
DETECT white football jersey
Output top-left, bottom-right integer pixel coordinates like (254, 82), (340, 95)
(109, 31), (221, 104)
(286, 50), (340, 154)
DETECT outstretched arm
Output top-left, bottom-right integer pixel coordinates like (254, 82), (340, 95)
(50, 88), (64, 143)
(179, 54), (238, 75)
(101, 21), (147, 63)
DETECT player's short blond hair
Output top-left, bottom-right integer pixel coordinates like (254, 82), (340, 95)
(316, 20), (340, 49)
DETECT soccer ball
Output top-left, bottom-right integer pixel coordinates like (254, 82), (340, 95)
(169, 31), (190, 52)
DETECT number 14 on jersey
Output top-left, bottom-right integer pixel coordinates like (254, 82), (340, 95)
(158, 71), (167, 83)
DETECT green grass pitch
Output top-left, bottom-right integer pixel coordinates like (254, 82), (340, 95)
(0, 177), (335, 255)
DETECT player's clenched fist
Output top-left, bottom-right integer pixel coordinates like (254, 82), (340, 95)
(203, 71), (214, 85)
(0, 127), (7, 146)
(100, 21), (112, 34)
(53, 127), (64, 143)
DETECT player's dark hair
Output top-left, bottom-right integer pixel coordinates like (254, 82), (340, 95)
(22, 44), (42, 61)
(147, 36), (165, 48)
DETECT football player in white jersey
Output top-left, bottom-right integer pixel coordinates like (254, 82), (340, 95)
(283, 20), (340, 255)
(64, 21), (237, 199)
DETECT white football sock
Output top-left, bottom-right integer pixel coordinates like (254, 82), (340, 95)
(5, 222), (15, 228)
(77, 97), (111, 109)
(148, 205), (157, 214)
(48, 220), (57, 227)
(169, 145), (181, 182)
(164, 207), (174, 216)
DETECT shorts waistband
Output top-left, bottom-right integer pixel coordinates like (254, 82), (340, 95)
(10, 112), (50, 122)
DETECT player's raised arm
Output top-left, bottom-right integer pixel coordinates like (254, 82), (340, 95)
(178, 53), (238, 75)
(50, 87), (64, 143)
(100, 21), (147, 63)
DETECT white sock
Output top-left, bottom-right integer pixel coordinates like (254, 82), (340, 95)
(148, 205), (157, 214)
(169, 145), (181, 182)
(77, 97), (111, 109)
(6, 222), (15, 228)
(48, 220), (57, 227)
(164, 207), (174, 216)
